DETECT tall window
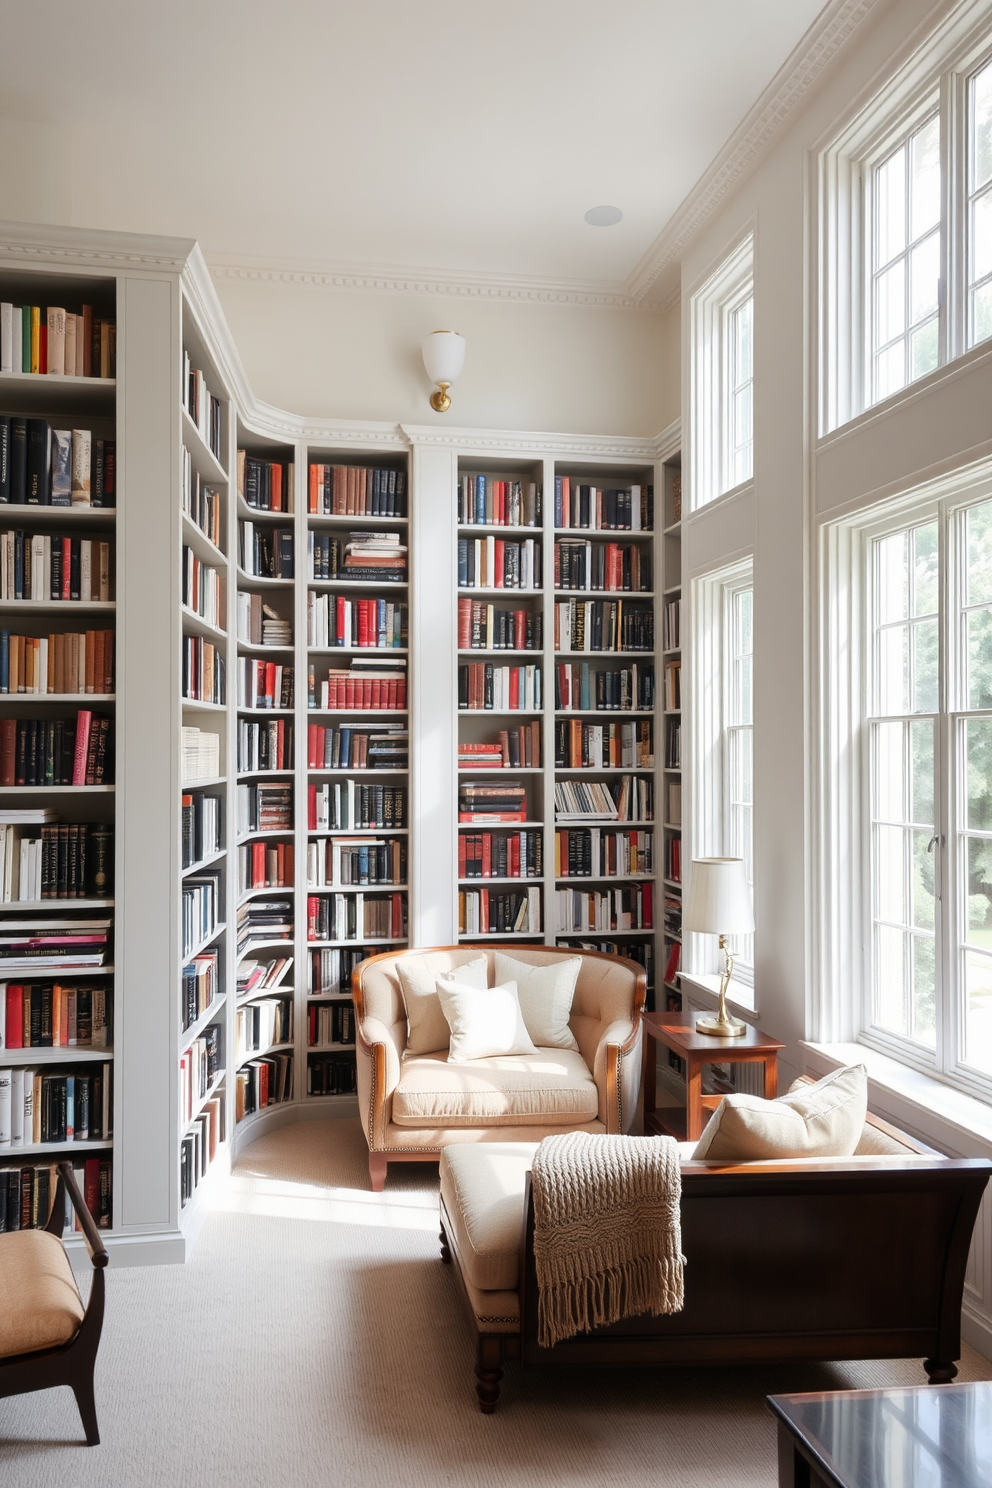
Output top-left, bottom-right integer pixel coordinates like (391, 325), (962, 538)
(866, 492), (992, 1090)
(871, 113), (941, 402)
(689, 235), (754, 508)
(968, 57), (992, 344)
(729, 295), (754, 487)
(726, 583), (754, 968)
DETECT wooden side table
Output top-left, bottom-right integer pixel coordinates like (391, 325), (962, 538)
(641, 1009), (785, 1142)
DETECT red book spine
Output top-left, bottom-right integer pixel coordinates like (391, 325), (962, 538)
(457, 597), (471, 650)
(5, 982), (23, 1046)
(72, 709), (93, 784)
(252, 840), (265, 888)
(494, 539), (504, 588)
(308, 783), (316, 829)
(457, 835), (466, 877)
(84, 1157), (101, 1221)
(307, 895), (318, 940)
(62, 538), (72, 601)
(357, 600), (369, 648)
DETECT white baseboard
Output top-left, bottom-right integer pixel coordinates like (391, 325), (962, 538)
(962, 1305), (992, 1365)
(64, 1229), (189, 1268)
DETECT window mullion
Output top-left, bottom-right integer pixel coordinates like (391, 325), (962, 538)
(943, 66), (966, 363)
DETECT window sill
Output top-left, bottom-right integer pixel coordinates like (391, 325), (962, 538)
(802, 1039), (992, 1154)
(679, 971), (757, 1021)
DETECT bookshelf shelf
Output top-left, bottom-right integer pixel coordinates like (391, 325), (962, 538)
(180, 994), (228, 1056)
(181, 513), (227, 567)
(0, 898), (113, 909)
(237, 639), (293, 655)
(0, 600), (115, 613)
(181, 607), (227, 644)
(181, 698), (226, 713)
(183, 921), (227, 964)
(0, 693), (115, 704)
(236, 495), (292, 524)
(183, 1069), (226, 1137)
(0, 505), (116, 526)
(0, 784), (115, 794)
(8, 1139), (113, 1157)
(182, 407), (227, 484)
(236, 569), (293, 590)
(308, 579), (408, 592)
(182, 848), (227, 878)
(181, 775), (226, 790)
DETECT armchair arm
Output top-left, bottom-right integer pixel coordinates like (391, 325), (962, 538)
(355, 1014), (403, 1148)
(46, 1162), (108, 1269)
(592, 1016), (641, 1133)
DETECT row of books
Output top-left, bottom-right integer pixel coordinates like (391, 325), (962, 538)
(237, 593), (291, 649)
(309, 659), (406, 711)
(458, 830), (543, 880)
(0, 1063), (111, 1146)
(306, 593), (406, 650)
(306, 892), (406, 943)
(307, 781), (406, 831)
(663, 598), (681, 651)
(181, 949), (218, 1033)
(308, 945), (369, 996)
(180, 1095), (222, 1208)
(305, 1053), (355, 1097)
(0, 531), (112, 603)
(554, 776), (654, 823)
(0, 421), (115, 507)
(238, 717), (292, 773)
(458, 725), (541, 771)
(457, 598), (542, 652)
(457, 535), (540, 591)
(553, 599), (654, 653)
(184, 354), (222, 461)
(237, 956), (291, 1005)
(555, 883), (654, 933)
(182, 637), (225, 706)
(236, 896), (293, 955)
(663, 939), (682, 987)
(308, 463), (406, 518)
(238, 658), (294, 711)
(306, 723), (407, 771)
(236, 996), (292, 1061)
(239, 841), (293, 892)
(1, 980), (111, 1049)
(183, 454), (222, 548)
(306, 837), (406, 889)
(181, 871), (220, 958)
(458, 780), (528, 823)
(240, 522), (293, 580)
(665, 837), (682, 884)
(307, 1001), (354, 1048)
(0, 914), (110, 972)
(554, 539), (651, 593)
(180, 1025), (221, 1127)
(554, 718), (653, 771)
(307, 530), (407, 583)
(554, 661), (653, 713)
(458, 887), (541, 936)
(0, 303), (114, 379)
(237, 783), (292, 834)
(553, 479), (652, 533)
(561, 937), (655, 990)
(236, 1053), (293, 1121)
(665, 718), (681, 770)
(239, 451), (293, 513)
(664, 894), (682, 937)
(182, 549), (225, 630)
(458, 662), (541, 712)
(0, 629), (114, 697)
(181, 726), (220, 784)
(554, 828), (654, 879)
(0, 712), (112, 786)
(0, 819), (113, 901)
(0, 1158), (111, 1232)
(665, 660), (682, 710)
(181, 792), (221, 870)
(458, 474), (541, 528)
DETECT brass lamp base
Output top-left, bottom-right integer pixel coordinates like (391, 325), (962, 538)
(695, 934), (747, 1037)
(429, 382), (452, 412)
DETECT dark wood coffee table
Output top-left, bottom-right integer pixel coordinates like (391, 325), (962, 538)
(641, 1009), (784, 1141)
(768, 1381), (992, 1487)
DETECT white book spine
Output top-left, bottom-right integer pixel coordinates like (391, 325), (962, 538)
(9, 1067), (23, 1144)
(0, 1066), (10, 1145)
(0, 302), (11, 373)
(11, 306), (22, 372)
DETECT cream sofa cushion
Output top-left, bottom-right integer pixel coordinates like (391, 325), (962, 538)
(692, 1064), (868, 1161)
(440, 1143), (538, 1291)
(0, 1230), (85, 1359)
(493, 951), (580, 1051)
(396, 953), (487, 1054)
(393, 1049), (599, 1128)
(438, 978), (538, 1061)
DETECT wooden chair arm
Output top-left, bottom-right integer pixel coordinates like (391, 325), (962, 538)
(45, 1162), (108, 1268)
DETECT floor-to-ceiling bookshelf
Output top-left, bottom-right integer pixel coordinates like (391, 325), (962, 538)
(661, 456), (682, 1013)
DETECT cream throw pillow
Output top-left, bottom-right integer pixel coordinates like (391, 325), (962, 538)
(493, 952), (580, 1051)
(396, 954), (488, 1054)
(437, 978), (539, 1061)
(692, 1064), (868, 1161)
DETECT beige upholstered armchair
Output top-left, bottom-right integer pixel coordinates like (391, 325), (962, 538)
(352, 944), (645, 1191)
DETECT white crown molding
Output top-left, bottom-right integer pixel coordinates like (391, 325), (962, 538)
(626, 0), (885, 303)
(400, 423), (662, 462)
(0, 219), (198, 274)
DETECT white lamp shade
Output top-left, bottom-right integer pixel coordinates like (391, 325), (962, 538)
(683, 858), (754, 936)
(422, 330), (466, 386)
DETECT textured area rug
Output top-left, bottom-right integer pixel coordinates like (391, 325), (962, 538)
(1, 1116), (989, 1487)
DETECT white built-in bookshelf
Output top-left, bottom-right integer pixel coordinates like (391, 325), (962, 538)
(0, 222), (677, 1261)
(661, 458), (683, 1012)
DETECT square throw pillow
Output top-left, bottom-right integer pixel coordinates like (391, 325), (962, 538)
(437, 978), (539, 1062)
(692, 1064), (868, 1161)
(492, 951), (580, 1051)
(396, 954), (487, 1055)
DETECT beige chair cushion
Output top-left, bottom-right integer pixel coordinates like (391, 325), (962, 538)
(0, 1230), (85, 1359)
(393, 1048), (599, 1127)
(440, 1143), (537, 1291)
(438, 978), (538, 1061)
(693, 1064), (868, 1161)
(396, 953), (487, 1055)
(493, 951), (580, 1051)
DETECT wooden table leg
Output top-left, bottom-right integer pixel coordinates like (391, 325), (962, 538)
(763, 1052), (779, 1100)
(777, 1423), (812, 1487)
(642, 1026), (657, 1130)
(685, 1056), (705, 1142)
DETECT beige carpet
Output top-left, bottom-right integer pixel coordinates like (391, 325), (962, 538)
(1, 1117), (990, 1487)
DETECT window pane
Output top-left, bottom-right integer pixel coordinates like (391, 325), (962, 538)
(911, 319), (939, 380)
(879, 624), (910, 714)
(972, 279), (992, 345)
(875, 720), (906, 822)
(910, 231), (940, 322)
(913, 617), (939, 713)
(876, 341), (906, 400)
(877, 532), (909, 624)
(966, 836), (992, 941)
(910, 115), (941, 240)
(876, 259), (906, 345)
(972, 190), (992, 282)
(966, 719), (992, 831)
(912, 521), (939, 616)
(967, 607), (992, 709)
(972, 59), (992, 191)
(911, 718), (934, 827)
(966, 499), (992, 606)
(734, 297), (752, 384)
(737, 588), (752, 655)
(876, 823), (907, 923)
(877, 146), (907, 266)
(911, 933), (937, 1044)
(912, 830), (936, 930)
(876, 923), (907, 1031)
(733, 383), (752, 453)
(964, 950), (992, 1074)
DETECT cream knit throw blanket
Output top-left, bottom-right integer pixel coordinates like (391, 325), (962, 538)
(531, 1131), (684, 1348)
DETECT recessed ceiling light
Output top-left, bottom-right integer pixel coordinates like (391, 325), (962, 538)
(584, 205), (623, 227)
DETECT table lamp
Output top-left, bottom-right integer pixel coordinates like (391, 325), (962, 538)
(683, 857), (754, 1037)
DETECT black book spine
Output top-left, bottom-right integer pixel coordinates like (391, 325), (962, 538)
(9, 417), (27, 504)
(25, 419), (51, 505)
(0, 416), (9, 503)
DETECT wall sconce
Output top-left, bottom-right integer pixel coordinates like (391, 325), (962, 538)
(422, 330), (466, 413)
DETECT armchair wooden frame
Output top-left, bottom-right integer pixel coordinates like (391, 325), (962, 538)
(0, 1161), (109, 1446)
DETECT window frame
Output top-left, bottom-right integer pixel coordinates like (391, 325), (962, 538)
(688, 233), (754, 510)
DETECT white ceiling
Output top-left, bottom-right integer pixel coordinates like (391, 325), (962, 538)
(1, 0), (848, 299)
